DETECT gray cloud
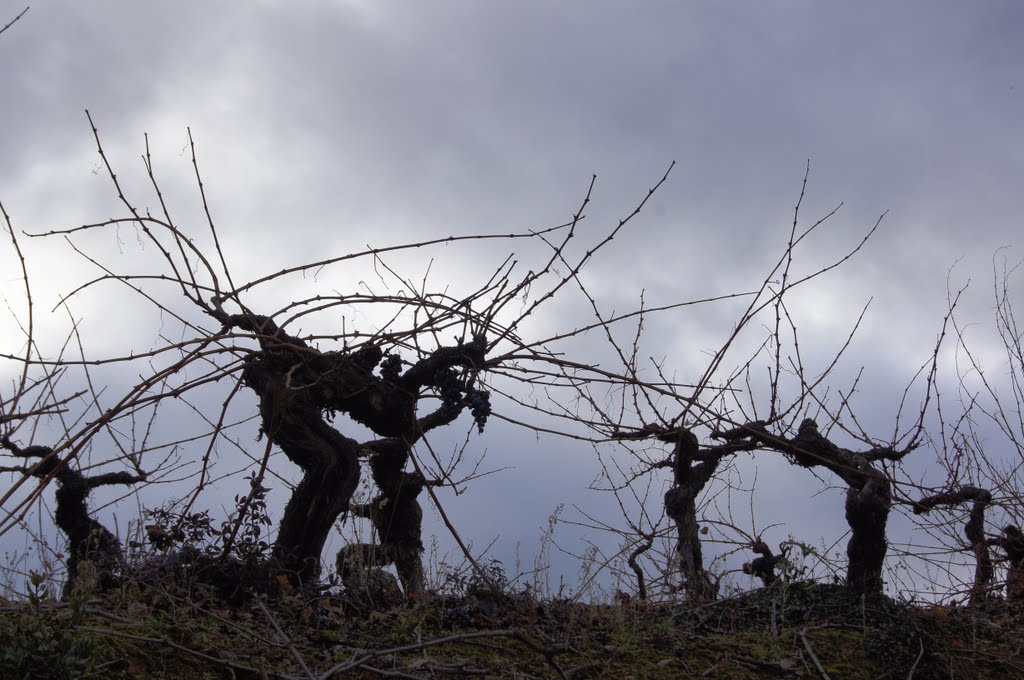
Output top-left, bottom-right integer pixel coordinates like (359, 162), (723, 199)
(1, 1), (1021, 597)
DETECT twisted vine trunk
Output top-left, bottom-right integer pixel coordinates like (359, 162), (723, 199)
(272, 436), (361, 584)
(359, 439), (427, 594)
(914, 487), (994, 603)
(843, 469), (891, 596)
(230, 312), (486, 591)
(1, 439), (143, 599)
(243, 346), (365, 585)
(664, 429), (721, 602)
(714, 418), (908, 597)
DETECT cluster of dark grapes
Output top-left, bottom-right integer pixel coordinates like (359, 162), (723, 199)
(379, 353), (402, 383)
(465, 388), (491, 433)
(352, 343), (384, 370)
(433, 368), (465, 419)
(431, 368), (491, 432)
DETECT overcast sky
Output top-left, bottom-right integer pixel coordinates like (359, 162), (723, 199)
(1, 2), (1022, 598)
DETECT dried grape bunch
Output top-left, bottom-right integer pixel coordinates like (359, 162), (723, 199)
(379, 353), (402, 383)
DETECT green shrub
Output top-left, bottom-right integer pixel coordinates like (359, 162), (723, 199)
(0, 572), (93, 680)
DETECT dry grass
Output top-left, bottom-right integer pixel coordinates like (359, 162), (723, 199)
(2, 572), (1023, 679)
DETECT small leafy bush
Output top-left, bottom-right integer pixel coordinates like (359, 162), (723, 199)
(0, 572), (93, 680)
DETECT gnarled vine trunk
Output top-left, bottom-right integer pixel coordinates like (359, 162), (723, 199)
(663, 429), (721, 601)
(0, 438), (143, 598)
(227, 312), (486, 590)
(714, 418), (909, 597)
(914, 486), (994, 603)
(843, 468), (891, 596)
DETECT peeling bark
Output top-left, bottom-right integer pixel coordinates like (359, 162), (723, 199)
(336, 542), (404, 609)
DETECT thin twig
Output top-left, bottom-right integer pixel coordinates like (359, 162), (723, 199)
(907, 636), (924, 679)
(0, 6), (28, 36)
(256, 596), (315, 680)
(800, 628), (831, 680)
